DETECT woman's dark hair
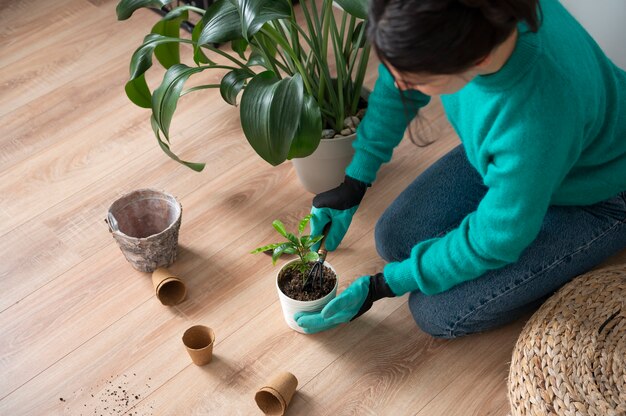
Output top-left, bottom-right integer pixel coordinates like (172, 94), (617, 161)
(369, 0), (542, 75)
(367, 0), (542, 145)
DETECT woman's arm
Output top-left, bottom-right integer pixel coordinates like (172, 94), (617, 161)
(383, 90), (584, 296)
(346, 64), (431, 184)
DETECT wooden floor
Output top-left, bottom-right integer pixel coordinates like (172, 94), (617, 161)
(2, 1), (624, 415)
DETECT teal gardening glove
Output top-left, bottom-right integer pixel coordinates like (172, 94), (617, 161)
(310, 176), (369, 251)
(294, 273), (396, 334)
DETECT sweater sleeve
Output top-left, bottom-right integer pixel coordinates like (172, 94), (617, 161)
(384, 85), (584, 296)
(346, 64), (431, 184)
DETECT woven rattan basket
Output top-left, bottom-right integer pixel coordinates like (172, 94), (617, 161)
(508, 265), (626, 415)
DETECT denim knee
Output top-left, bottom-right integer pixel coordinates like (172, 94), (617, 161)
(375, 214), (403, 263)
(408, 292), (461, 339)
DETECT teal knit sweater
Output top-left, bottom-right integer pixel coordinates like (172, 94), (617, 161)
(346, 0), (626, 296)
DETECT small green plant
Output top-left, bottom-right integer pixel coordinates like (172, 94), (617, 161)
(251, 214), (323, 282)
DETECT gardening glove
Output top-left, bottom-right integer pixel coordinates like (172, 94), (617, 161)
(294, 273), (396, 334)
(310, 175), (369, 252)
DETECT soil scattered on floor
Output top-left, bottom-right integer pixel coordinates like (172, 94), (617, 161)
(62, 372), (155, 415)
(278, 263), (336, 301)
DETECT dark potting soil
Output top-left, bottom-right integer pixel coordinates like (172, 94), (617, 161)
(278, 263), (336, 302)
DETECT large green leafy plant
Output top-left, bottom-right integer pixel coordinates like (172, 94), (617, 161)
(117, 0), (370, 171)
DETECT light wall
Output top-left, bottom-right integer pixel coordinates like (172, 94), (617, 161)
(560, 0), (626, 69)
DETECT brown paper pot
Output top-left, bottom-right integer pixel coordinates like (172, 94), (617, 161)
(152, 268), (186, 306)
(255, 372), (298, 415)
(106, 189), (182, 273)
(182, 325), (215, 366)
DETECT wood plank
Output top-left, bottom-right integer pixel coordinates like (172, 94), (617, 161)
(2, 1), (625, 414)
(0, 156), (295, 396)
(0, 0), (98, 68)
(0, 92), (251, 311)
(0, 297), (191, 415)
(296, 306), (524, 416)
(0, 51), (137, 175)
(0, 98), (455, 412)
(0, 0), (86, 44)
(0, 159), (347, 413)
(0, 3), (152, 116)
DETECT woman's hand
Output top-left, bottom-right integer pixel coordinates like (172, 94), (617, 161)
(310, 176), (369, 251)
(294, 274), (396, 333)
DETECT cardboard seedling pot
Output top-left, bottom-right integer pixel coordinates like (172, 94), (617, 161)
(106, 188), (182, 273)
(182, 325), (215, 366)
(254, 372), (298, 415)
(151, 268), (186, 306)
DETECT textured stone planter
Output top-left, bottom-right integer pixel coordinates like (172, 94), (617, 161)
(106, 189), (182, 272)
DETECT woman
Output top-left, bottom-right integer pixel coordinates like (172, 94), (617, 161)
(295, 0), (626, 337)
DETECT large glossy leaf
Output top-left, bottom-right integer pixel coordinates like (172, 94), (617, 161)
(231, 38), (249, 60)
(287, 94), (322, 159)
(160, 5), (194, 20)
(272, 220), (288, 237)
(248, 30), (278, 69)
(334, 0), (368, 19)
(247, 49), (267, 68)
(220, 69), (252, 106)
(116, 0), (173, 20)
(191, 18), (215, 65)
(198, 0), (243, 45)
(150, 115), (205, 171)
(151, 10), (188, 68)
(129, 34), (190, 80)
(302, 251), (319, 263)
(298, 214), (312, 235)
(272, 242), (294, 265)
(240, 72), (304, 166)
(235, 0), (291, 40)
(351, 21), (367, 48)
(125, 74), (152, 108)
(250, 242), (282, 254)
(152, 64), (205, 139)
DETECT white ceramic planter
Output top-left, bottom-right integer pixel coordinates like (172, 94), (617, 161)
(291, 133), (356, 194)
(291, 89), (370, 194)
(276, 259), (338, 333)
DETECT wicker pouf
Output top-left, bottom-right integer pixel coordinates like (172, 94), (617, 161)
(508, 265), (626, 416)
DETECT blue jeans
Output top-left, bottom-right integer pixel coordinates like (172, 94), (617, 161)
(375, 145), (626, 338)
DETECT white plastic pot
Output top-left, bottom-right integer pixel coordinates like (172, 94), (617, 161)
(276, 259), (338, 333)
(291, 134), (356, 194)
(291, 89), (370, 195)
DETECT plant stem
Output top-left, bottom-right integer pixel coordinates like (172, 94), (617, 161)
(339, 10), (347, 42)
(250, 37), (284, 79)
(185, 5), (205, 15)
(180, 84), (220, 96)
(197, 64), (242, 71)
(351, 44), (371, 113)
(328, 6), (346, 128)
(307, 0), (326, 107)
(260, 26), (314, 96)
(343, 15), (356, 60)
(271, 21), (298, 74)
(346, 20), (366, 80)
(199, 43), (250, 70)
